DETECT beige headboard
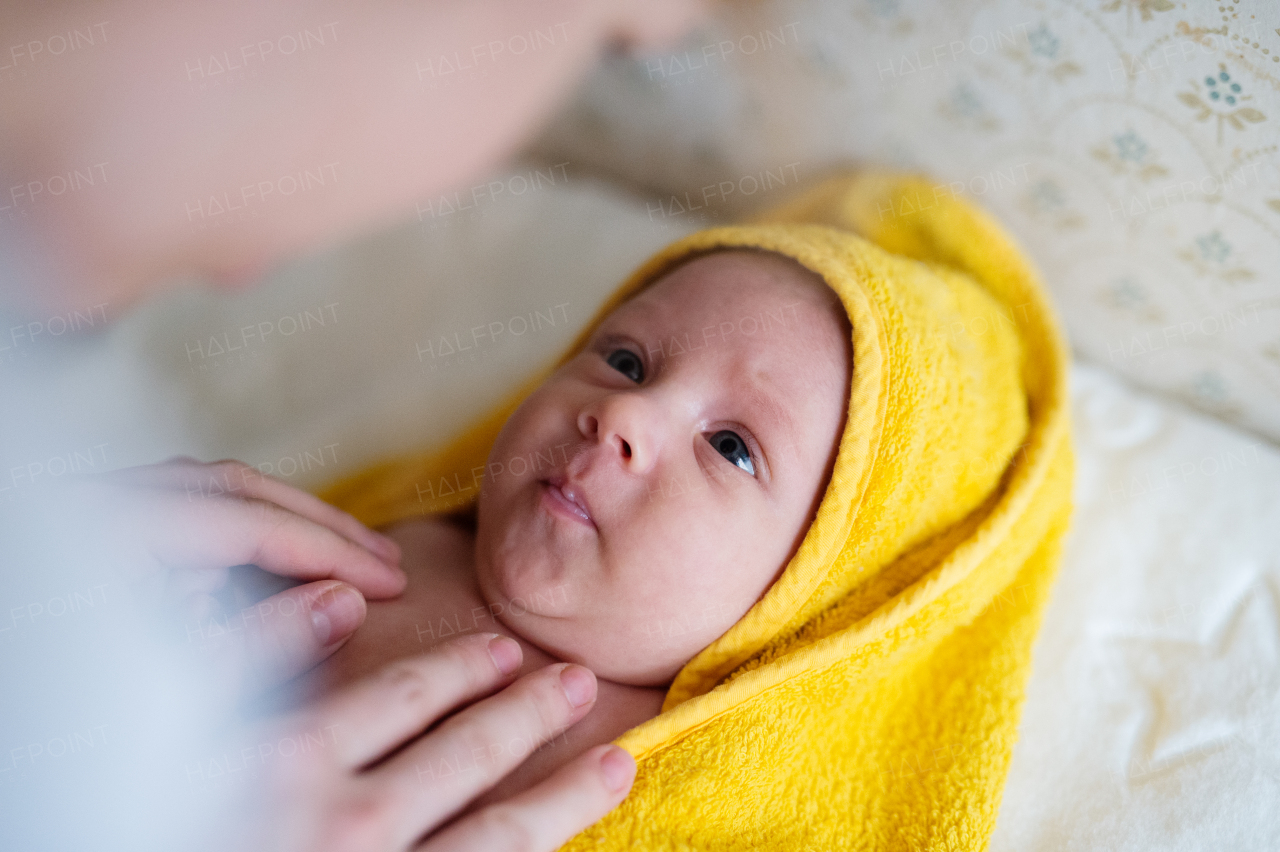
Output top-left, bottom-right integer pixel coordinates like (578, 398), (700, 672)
(536, 0), (1280, 444)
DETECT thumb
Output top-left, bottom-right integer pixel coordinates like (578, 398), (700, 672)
(191, 581), (366, 702)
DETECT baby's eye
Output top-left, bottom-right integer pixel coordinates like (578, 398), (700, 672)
(708, 430), (755, 477)
(605, 348), (644, 383)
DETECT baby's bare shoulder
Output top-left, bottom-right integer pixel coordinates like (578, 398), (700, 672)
(381, 514), (475, 564)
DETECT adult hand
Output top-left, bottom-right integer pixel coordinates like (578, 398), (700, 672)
(234, 631), (635, 852)
(66, 456), (407, 701)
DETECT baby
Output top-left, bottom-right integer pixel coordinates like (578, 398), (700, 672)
(292, 248), (852, 806)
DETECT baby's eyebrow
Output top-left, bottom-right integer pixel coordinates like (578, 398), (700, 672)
(613, 299), (662, 332)
(598, 302), (672, 357)
(740, 374), (797, 458)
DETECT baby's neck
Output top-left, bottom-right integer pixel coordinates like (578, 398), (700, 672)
(286, 514), (663, 710)
(416, 514), (570, 673)
(304, 514), (667, 809)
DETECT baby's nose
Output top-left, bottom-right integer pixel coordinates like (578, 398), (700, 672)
(579, 413), (629, 456)
(578, 396), (655, 474)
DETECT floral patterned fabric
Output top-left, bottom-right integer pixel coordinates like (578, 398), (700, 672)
(536, 0), (1280, 443)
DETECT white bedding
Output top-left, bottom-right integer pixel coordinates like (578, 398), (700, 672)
(995, 363), (1280, 850)
(3, 171), (1276, 849)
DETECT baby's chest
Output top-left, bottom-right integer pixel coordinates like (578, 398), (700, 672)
(297, 518), (665, 807)
(300, 519), (499, 697)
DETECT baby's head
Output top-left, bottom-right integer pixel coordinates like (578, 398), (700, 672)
(474, 250), (851, 687)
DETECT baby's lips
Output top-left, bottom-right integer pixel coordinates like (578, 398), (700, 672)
(545, 473), (596, 527)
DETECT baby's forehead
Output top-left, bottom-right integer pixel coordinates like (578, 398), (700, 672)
(603, 250), (851, 387)
(622, 249), (841, 322)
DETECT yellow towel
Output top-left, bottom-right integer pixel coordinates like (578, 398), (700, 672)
(320, 171), (1073, 850)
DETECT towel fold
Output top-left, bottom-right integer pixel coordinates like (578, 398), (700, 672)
(320, 171), (1073, 850)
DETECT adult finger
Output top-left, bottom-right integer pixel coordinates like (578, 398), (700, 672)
(315, 633), (525, 770)
(374, 662), (599, 845)
(417, 744), (636, 852)
(138, 490), (406, 598)
(100, 458), (404, 587)
(187, 580), (367, 697)
(211, 461), (402, 571)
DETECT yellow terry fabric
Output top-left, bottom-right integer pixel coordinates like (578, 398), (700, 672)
(319, 171), (1073, 851)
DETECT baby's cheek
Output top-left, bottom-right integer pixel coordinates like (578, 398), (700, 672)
(626, 576), (743, 656)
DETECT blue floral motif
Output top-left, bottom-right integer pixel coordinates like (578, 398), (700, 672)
(1027, 24), (1061, 59)
(1195, 230), (1231, 264)
(1204, 70), (1244, 106)
(1113, 130), (1148, 162)
(1030, 179), (1065, 210)
(949, 83), (985, 118)
(1191, 371), (1229, 402)
(1179, 63), (1265, 145)
(1108, 277), (1147, 309)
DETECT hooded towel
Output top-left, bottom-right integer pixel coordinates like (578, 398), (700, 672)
(320, 171), (1074, 851)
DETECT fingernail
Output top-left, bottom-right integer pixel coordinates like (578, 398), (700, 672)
(310, 584), (364, 647)
(560, 664), (596, 709)
(487, 635), (522, 675)
(600, 746), (635, 794)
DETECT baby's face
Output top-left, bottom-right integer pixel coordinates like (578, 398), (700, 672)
(474, 251), (851, 687)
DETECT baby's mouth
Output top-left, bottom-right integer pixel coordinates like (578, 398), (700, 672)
(540, 475), (596, 530)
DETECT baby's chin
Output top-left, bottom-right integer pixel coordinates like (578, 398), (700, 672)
(475, 483), (592, 614)
(475, 553), (621, 673)
(478, 563), (571, 621)
(477, 574), (692, 686)
(474, 541), (580, 637)
(477, 513), (568, 597)
(476, 573), (603, 672)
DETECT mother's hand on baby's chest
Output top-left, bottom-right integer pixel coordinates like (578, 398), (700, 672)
(233, 631), (637, 851)
(290, 516), (667, 811)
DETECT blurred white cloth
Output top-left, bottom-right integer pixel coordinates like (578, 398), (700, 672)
(994, 362), (1280, 851)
